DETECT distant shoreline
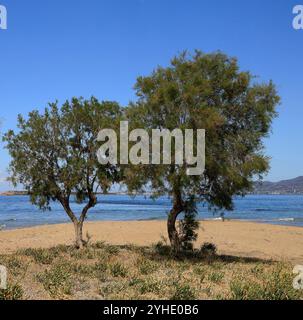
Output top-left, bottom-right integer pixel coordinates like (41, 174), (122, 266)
(2, 191), (303, 196)
(0, 191), (129, 196)
(0, 191), (29, 196)
(3, 176), (303, 196)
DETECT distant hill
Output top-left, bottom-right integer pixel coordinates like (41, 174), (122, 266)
(253, 176), (303, 194)
(2, 178), (303, 196)
(0, 191), (28, 196)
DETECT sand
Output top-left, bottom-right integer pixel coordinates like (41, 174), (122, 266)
(1, 220), (303, 264)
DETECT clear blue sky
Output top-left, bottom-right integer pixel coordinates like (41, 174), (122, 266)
(0, 0), (302, 190)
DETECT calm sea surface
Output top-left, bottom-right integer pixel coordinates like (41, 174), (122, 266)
(1, 195), (303, 230)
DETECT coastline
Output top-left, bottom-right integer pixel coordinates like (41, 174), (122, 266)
(1, 220), (303, 264)
(1, 216), (302, 232)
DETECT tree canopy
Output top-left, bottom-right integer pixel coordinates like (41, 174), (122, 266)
(125, 51), (280, 252)
(3, 97), (122, 248)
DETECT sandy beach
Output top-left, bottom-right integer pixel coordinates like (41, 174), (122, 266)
(0, 220), (302, 264)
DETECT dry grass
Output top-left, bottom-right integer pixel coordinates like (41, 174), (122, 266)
(0, 241), (302, 300)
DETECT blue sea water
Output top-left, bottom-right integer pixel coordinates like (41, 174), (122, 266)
(1, 195), (303, 230)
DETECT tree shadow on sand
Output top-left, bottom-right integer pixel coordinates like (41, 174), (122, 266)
(122, 242), (275, 266)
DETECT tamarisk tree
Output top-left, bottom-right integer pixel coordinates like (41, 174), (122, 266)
(3, 97), (122, 248)
(125, 51), (280, 253)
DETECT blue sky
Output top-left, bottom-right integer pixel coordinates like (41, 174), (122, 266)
(0, 0), (302, 190)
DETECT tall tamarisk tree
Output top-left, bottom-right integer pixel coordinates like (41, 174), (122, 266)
(3, 97), (122, 248)
(125, 51), (280, 253)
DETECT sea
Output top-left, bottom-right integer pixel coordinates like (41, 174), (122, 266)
(1, 194), (303, 230)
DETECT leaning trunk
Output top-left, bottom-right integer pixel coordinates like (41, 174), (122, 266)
(74, 221), (85, 249)
(167, 207), (181, 254)
(167, 186), (184, 254)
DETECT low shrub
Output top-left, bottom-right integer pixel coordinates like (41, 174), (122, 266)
(170, 283), (196, 300)
(0, 284), (23, 300)
(37, 263), (73, 298)
(110, 263), (128, 278)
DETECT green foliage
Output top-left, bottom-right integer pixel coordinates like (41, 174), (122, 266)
(193, 266), (207, 283)
(178, 196), (199, 251)
(200, 243), (217, 257)
(104, 245), (120, 255)
(208, 271), (225, 283)
(93, 241), (107, 249)
(139, 278), (162, 295)
(37, 263), (73, 298)
(137, 258), (158, 275)
(1, 243), (301, 300)
(69, 247), (96, 260)
(153, 241), (172, 256)
(250, 264), (265, 279)
(170, 283), (197, 300)
(3, 97), (122, 209)
(100, 281), (126, 297)
(230, 264), (301, 300)
(6, 256), (27, 277)
(110, 262), (128, 278)
(71, 263), (94, 277)
(3, 97), (122, 247)
(94, 260), (109, 281)
(127, 51), (280, 204)
(125, 50), (280, 250)
(0, 284), (23, 300)
(20, 248), (58, 265)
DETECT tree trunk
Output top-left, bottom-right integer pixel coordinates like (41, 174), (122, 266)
(74, 221), (85, 249)
(167, 188), (184, 254)
(59, 195), (93, 249)
(167, 207), (181, 254)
